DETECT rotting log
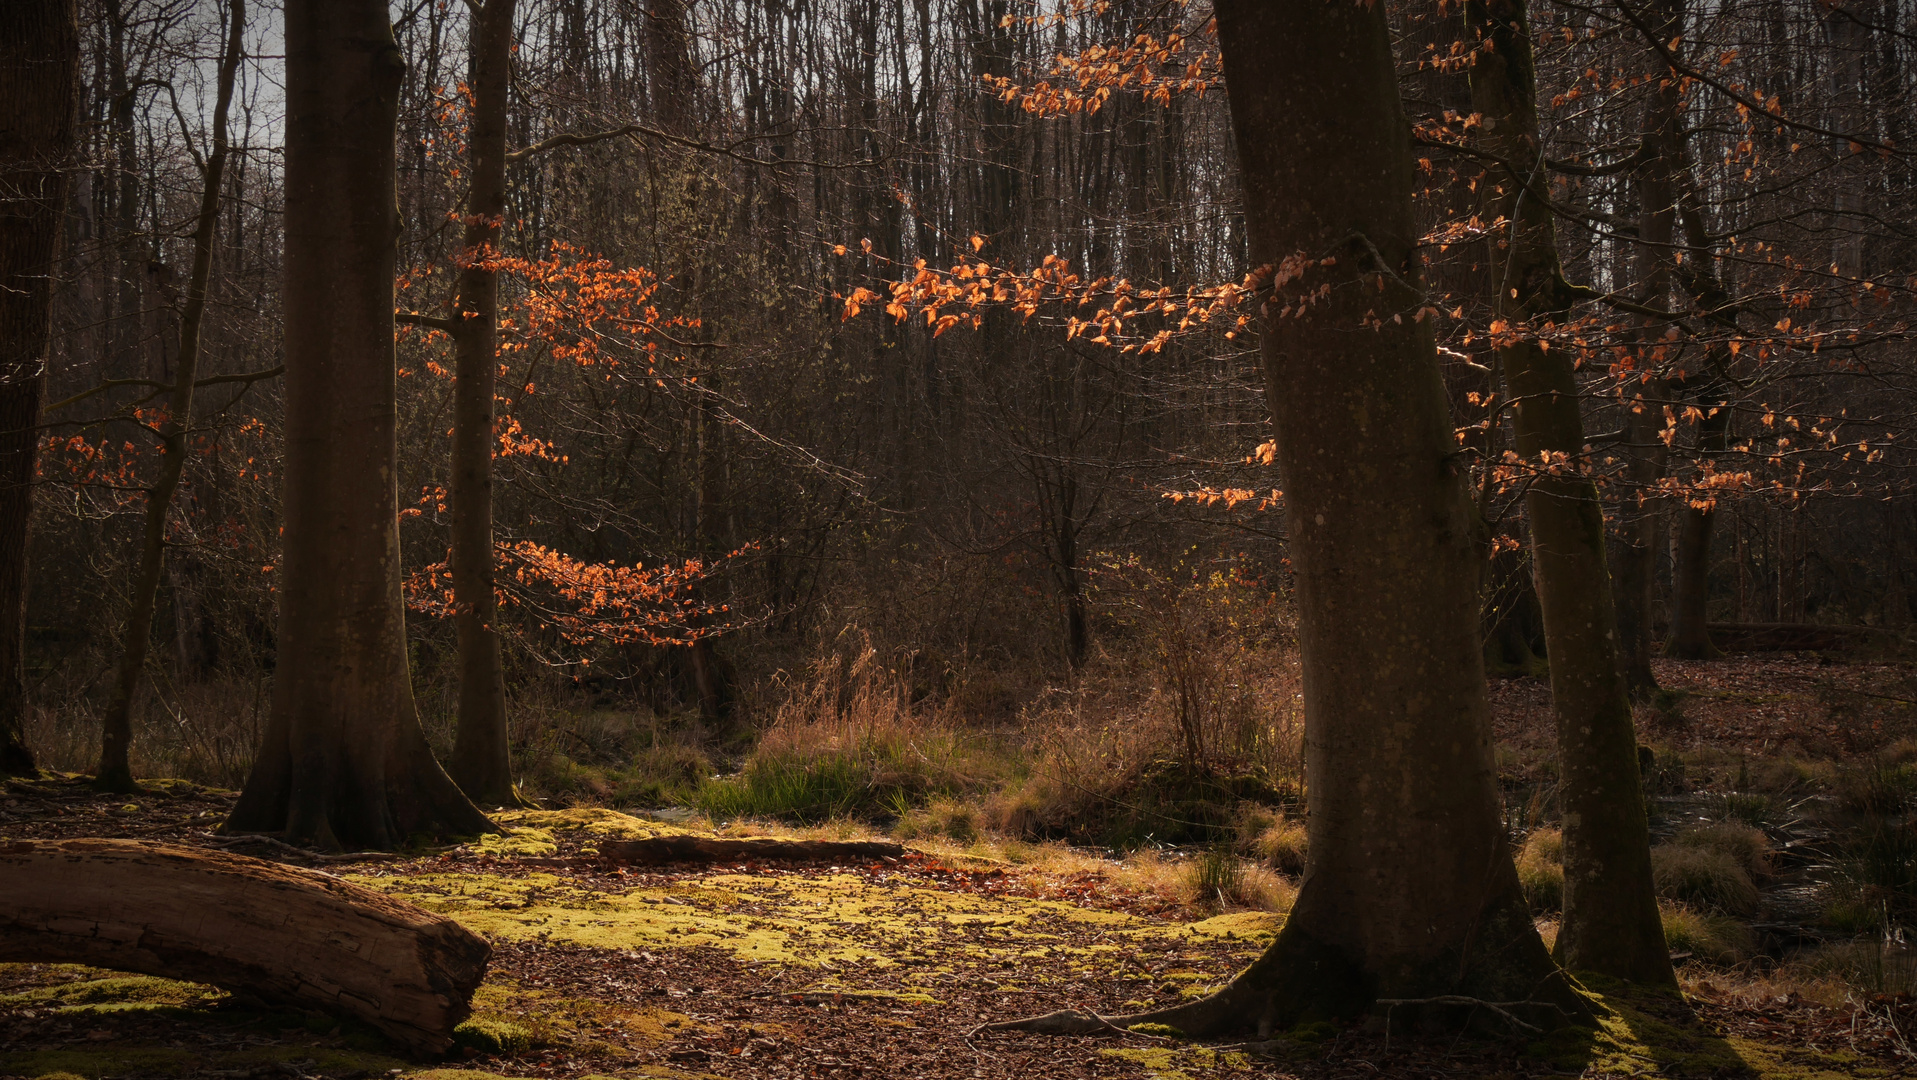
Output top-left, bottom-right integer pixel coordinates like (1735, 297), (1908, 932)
(598, 836), (904, 866)
(0, 838), (489, 1054)
(1705, 622), (1873, 653)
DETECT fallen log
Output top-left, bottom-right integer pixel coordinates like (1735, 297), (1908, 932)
(1705, 622), (1875, 653)
(0, 838), (489, 1055)
(598, 835), (904, 866)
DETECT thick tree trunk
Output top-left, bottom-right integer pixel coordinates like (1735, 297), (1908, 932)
(96, 0), (245, 794)
(227, 0), (495, 851)
(445, 0), (521, 809)
(1076, 0), (1579, 1037)
(0, 838), (489, 1055)
(0, 0), (78, 778)
(1466, 0), (1674, 990)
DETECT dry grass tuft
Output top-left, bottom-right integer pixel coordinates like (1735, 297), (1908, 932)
(1652, 843), (1761, 916)
(1517, 828), (1565, 913)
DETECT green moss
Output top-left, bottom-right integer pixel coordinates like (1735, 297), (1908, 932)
(0, 974), (224, 1011)
(493, 807), (694, 839)
(474, 827), (559, 858)
(355, 866), (1205, 970)
(1287, 1019), (1337, 1043)
(1125, 1022), (1184, 1037)
(453, 1016), (535, 1054)
(1098, 1046), (1246, 1079)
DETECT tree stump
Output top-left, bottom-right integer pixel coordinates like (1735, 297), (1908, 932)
(0, 838), (489, 1054)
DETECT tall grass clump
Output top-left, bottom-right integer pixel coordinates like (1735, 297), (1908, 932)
(1660, 903), (1755, 966)
(698, 635), (1005, 823)
(1517, 828), (1565, 913)
(1652, 843), (1761, 916)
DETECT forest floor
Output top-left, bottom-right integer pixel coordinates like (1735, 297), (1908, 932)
(3, 652), (1915, 1080)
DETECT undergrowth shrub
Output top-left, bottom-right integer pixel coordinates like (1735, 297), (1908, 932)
(1794, 938), (1917, 999)
(983, 559), (1304, 849)
(1827, 757), (1917, 930)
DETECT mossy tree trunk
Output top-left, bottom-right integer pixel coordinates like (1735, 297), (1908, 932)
(226, 0), (495, 851)
(1465, 0), (1675, 990)
(444, 0), (521, 809)
(0, 0), (78, 778)
(1088, 0), (1580, 1036)
(96, 0), (246, 794)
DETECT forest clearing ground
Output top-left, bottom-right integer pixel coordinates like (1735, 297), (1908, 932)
(2, 653), (1914, 1079)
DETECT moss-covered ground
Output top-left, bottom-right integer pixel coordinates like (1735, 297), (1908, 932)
(2, 803), (1908, 1078)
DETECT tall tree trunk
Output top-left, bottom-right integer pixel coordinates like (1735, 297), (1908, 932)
(1086, 0), (1579, 1035)
(0, 0), (79, 778)
(445, 0), (521, 809)
(1466, 0), (1674, 990)
(1613, 0), (1687, 698)
(96, 0), (246, 794)
(227, 0), (495, 851)
(647, 0), (728, 724)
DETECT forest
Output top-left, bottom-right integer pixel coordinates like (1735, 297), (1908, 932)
(1, 0), (1915, 1077)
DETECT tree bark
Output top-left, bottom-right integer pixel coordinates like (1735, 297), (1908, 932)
(0, 0), (79, 778)
(0, 838), (489, 1055)
(1465, 0), (1674, 990)
(1612, 0), (1688, 698)
(445, 0), (522, 809)
(1665, 402), (1730, 658)
(96, 0), (245, 794)
(227, 0), (496, 851)
(1065, 0), (1581, 1036)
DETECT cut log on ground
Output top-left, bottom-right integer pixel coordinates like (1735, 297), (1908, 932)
(598, 836), (904, 866)
(0, 838), (489, 1054)
(1705, 622), (1875, 653)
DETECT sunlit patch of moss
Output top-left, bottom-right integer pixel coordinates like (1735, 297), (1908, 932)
(1128, 910), (1283, 944)
(0, 974), (225, 1011)
(1529, 978), (1884, 1078)
(0, 1048), (403, 1079)
(474, 827), (559, 858)
(452, 1016), (535, 1055)
(461, 979), (705, 1057)
(493, 807), (695, 840)
(1099, 1045), (1245, 1079)
(356, 867), (1242, 971)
